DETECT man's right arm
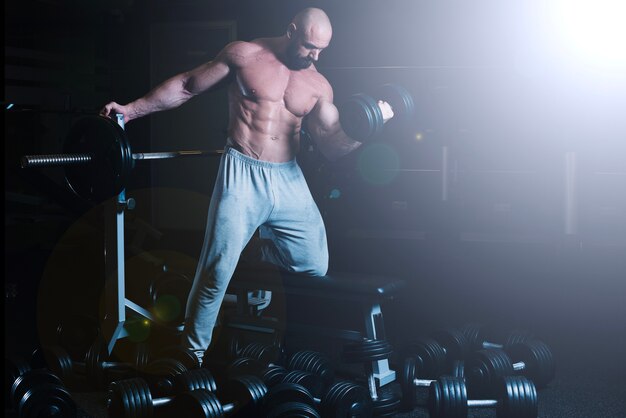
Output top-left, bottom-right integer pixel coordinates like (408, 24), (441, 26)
(100, 41), (244, 124)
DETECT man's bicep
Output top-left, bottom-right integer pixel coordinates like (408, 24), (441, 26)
(184, 59), (231, 95)
(308, 99), (342, 138)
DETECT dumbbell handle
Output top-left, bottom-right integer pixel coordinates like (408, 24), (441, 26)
(468, 399), (498, 407)
(413, 378), (435, 387)
(481, 342), (504, 350)
(513, 361), (526, 371)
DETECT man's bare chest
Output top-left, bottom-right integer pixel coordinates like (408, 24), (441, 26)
(235, 64), (320, 117)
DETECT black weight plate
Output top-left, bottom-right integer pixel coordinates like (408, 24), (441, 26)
(64, 115), (132, 202)
(339, 93), (384, 141)
(321, 380), (373, 418)
(497, 376), (538, 418)
(267, 401), (321, 418)
(506, 341), (555, 388)
(18, 382), (77, 418)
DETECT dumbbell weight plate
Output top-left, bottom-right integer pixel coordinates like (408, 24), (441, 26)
(466, 349), (514, 397)
(267, 401), (320, 418)
(5, 356), (31, 403)
(107, 378), (153, 418)
(343, 339), (393, 364)
(372, 383), (402, 417)
(321, 380), (373, 418)
(403, 337), (447, 379)
(18, 383), (77, 418)
(339, 93), (385, 141)
(497, 376), (538, 418)
(428, 376), (468, 418)
(506, 341), (555, 389)
(287, 350), (334, 388)
(264, 382), (316, 414)
(10, 369), (63, 411)
(282, 370), (325, 400)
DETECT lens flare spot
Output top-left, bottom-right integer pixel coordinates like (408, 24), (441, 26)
(357, 143), (400, 186)
(329, 188), (342, 199)
(124, 316), (151, 343)
(154, 294), (182, 323)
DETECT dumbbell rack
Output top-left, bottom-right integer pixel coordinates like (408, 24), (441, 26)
(100, 114), (164, 354)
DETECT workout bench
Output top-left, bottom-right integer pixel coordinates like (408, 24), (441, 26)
(223, 265), (406, 388)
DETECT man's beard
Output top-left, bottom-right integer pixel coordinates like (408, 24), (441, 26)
(286, 44), (313, 70)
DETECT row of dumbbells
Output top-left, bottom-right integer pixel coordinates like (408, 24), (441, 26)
(397, 323), (555, 418)
(109, 340), (376, 417)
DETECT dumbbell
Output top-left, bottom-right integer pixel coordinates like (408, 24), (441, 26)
(173, 374), (267, 418)
(228, 349), (331, 395)
(5, 355), (32, 404)
(339, 83), (415, 142)
(9, 369), (77, 418)
(286, 350), (335, 390)
(107, 368), (221, 417)
(429, 375), (538, 418)
(462, 323), (534, 351)
(227, 356), (289, 389)
(430, 327), (472, 367)
(263, 380), (373, 418)
(466, 340), (555, 396)
(32, 341), (150, 388)
(401, 337), (448, 379)
(400, 355), (466, 411)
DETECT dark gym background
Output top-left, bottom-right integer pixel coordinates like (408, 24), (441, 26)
(5, 0), (625, 417)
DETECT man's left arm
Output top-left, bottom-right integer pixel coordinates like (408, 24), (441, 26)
(305, 98), (363, 162)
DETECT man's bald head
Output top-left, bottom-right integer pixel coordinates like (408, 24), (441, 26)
(291, 7), (333, 41)
(285, 8), (332, 70)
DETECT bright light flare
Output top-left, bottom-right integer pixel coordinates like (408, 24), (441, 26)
(552, 0), (626, 68)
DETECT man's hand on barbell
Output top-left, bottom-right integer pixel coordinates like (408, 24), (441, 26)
(100, 101), (130, 123)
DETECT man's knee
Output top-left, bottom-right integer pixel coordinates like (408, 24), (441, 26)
(292, 253), (328, 277)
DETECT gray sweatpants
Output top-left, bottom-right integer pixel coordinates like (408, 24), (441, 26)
(181, 146), (329, 358)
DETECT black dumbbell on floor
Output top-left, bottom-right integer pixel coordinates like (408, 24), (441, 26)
(429, 375), (538, 418)
(286, 350), (335, 391)
(263, 380), (373, 418)
(107, 368), (225, 417)
(430, 328), (472, 367)
(32, 341), (150, 389)
(466, 340), (555, 396)
(400, 355), (465, 411)
(227, 357), (288, 389)
(9, 369), (77, 418)
(462, 323), (534, 351)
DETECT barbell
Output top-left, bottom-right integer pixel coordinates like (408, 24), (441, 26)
(20, 115), (223, 202)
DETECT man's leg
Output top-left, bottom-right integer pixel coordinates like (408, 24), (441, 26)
(181, 149), (274, 361)
(259, 163), (329, 277)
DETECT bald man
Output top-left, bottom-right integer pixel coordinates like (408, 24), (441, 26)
(100, 8), (393, 362)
